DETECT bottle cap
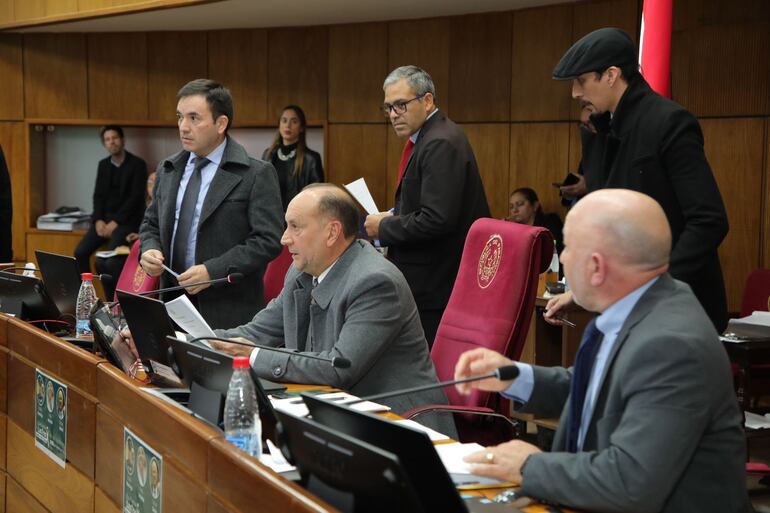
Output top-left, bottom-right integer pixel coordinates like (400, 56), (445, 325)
(81, 272), (93, 280)
(233, 356), (250, 369)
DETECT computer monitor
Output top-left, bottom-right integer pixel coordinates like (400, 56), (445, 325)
(165, 336), (283, 441)
(303, 393), (473, 512)
(274, 409), (425, 513)
(117, 291), (175, 366)
(90, 301), (137, 373)
(35, 250), (82, 317)
(0, 271), (61, 321)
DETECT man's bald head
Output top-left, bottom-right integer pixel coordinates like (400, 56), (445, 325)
(301, 183), (360, 240)
(563, 189), (671, 311)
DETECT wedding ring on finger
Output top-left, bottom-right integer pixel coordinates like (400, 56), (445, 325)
(485, 452), (495, 463)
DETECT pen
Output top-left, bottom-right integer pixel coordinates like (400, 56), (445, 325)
(556, 316), (576, 328)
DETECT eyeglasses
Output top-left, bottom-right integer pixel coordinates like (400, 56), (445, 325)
(381, 94), (425, 116)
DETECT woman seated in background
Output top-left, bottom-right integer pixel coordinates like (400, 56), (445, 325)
(263, 105), (324, 210)
(507, 187), (563, 253)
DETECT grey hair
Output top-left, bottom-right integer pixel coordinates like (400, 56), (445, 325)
(383, 65), (436, 98)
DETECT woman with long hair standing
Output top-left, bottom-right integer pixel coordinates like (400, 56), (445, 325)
(263, 105), (324, 210)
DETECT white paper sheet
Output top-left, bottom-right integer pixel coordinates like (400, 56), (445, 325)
(344, 177), (380, 215)
(164, 295), (216, 343)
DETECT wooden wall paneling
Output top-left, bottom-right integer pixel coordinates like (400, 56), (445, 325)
(385, 128), (402, 204)
(327, 124), (387, 209)
(328, 23), (388, 122)
(673, 0), (770, 32)
(464, 123), (511, 219)
(387, 17), (450, 116)
(0, 122), (27, 260)
(45, 0), (77, 17)
(5, 355), (32, 434)
(0, 414), (6, 471)
(163, 459), (207, 513)
(6, 476), (49, 513)
(267, 27), (328, 123)
(26, 232), (83, 265)
(510, 5), (574, 121)
(13, 0), (45, 21)
(448, 12), (512, 122)
(94, 486), (121, 513)
(567, 122), (582, 173)
(88, 33), (148, 120)
(572, 0), (639, 40)
(0, 35), (23, 120)
(702, 118), (765, 312)
(761, 119), (770, 269)
(0, 471), (5, 513)
(671, 22), (770, 117)
(207, 29), (268, 125)
(509, 122), (571, 219)
(7, 420), (93, 513)
(23, 34), (88, 119)
(148, 32), (208, 122)
(0, 348), (7, 412)
(0, 2), (12, 24)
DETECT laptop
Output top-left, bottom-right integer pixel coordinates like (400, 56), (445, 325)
(117, 290), (176, 366)
(303, 394), (518, 513)
(35, 250), (82, 317)
(0, 271), (61, 321)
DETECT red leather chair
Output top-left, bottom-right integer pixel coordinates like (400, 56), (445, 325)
(740, 269), (770, 317)
(403, 218), (553, 444)
(113, 241), (159, 300)
(263, 245), (292, 304)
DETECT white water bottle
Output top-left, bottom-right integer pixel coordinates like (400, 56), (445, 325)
(75, 272), (97, 338)
(224, 356), (261, 457)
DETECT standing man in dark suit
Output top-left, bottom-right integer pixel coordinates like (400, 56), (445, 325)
(0, 144), (12, 262)
(546, 28), (729, 332)
(139, 79), (283, 329)
(365, 65), (490, 348)
(75, 126), (147, 273)
(455, 189), (748, 513)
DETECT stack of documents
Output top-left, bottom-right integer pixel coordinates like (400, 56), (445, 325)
(722, 311), (770, 342)
(745, 411), (770, 430)
(270, 391), (391, 417)
(36, 211), (91, 231)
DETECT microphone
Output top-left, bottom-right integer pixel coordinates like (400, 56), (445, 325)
(345, 365), (520, 405)
(0, 268), (112, 282)
(103, 273), (243, 308)
(135, 272), (244, 297)
(187, 336), (352, 369)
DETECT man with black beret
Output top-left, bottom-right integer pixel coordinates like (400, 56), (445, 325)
(545, 27), (729, 333)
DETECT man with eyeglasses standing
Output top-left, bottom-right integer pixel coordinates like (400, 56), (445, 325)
(365, 65), (490, 348)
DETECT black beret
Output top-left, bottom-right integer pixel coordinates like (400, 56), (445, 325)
(552, 27), (637, 80)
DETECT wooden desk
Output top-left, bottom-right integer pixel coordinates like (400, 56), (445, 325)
(0, 313), (572, 513)
(0, 313), (337, 513)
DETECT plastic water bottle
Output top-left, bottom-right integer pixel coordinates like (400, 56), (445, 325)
(224, 356), (261, 457)
(75, 272), (97, 338)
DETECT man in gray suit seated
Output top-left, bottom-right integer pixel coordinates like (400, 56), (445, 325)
(212, 183), (454, 435)
(454, 189), (748, 513)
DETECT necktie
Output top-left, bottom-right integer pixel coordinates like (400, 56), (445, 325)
(396, 138), (415, 186)
(566, 318), (603, 452)
(171, 156), (209, 273)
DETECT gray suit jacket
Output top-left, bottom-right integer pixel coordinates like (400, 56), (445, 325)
(139, 136), (283, 329)
(518, 274), (748, 513)
(216, 240), (456, 435)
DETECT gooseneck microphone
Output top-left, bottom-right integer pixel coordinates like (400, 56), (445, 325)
(136, 273), (244, 297)
(346, 365), (520, 405)
(188, 336), (352, 369)
(0, 267), (113, 283)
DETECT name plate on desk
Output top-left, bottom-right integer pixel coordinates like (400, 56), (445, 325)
(34, 368), (67, 467)
(124, 428), (163, 513)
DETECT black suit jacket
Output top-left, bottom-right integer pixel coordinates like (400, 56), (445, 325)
(582, 77), (729, 332)
(92, 151), (148, 231)
(379, 110), (490, 311)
